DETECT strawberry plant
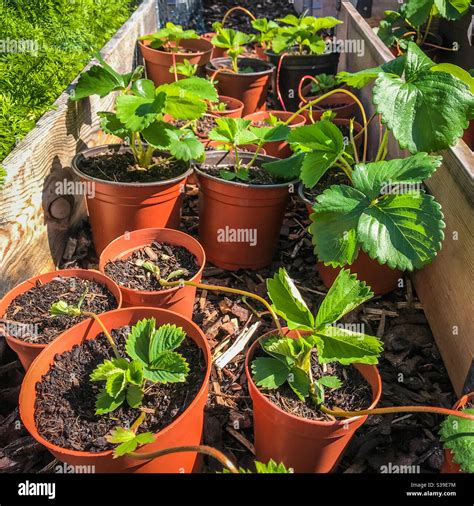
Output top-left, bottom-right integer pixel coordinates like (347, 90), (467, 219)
(251, 17), (279, 53)
(207, 117), (290, 181)
(70, 54), (220, 167)
(377, 0), (470, 52)
(211, 24), (255, 73)
(251, 268), (382, 404)
(169, 60), (198, 78)
(271, 14), (342, 55)
(308, 73), (338, 94)
(439, 405), (474, 473)
(51, 297), (189, 415)
(139, 22), (199, 51)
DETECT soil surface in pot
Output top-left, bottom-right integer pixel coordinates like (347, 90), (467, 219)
(34, 327), (205, 452)
(199, 165), (283, 185)
(104, 241), (199, 291)
(253, 348), (372, 421)
(171, 116), (217, 137)
(79, 150), (188, 184)
(3, 277), (117, 345)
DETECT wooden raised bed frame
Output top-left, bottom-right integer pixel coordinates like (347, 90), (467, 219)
(0, 0), (158, 296)
(339, 2), (474, 396)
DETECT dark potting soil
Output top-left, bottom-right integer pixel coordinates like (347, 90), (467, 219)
(79, 150), (188, 184)
(34, 327), (205, 452)
(171, 116), (217, 137)
(199, 165), (284, 185)
(3, 277), (117, 345)
(104, 241), (199, 291)
(253, 348), (372, 422)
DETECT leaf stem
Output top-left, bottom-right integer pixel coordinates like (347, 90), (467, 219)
(82, 311), (120, 359)
(222, 6), (256, 26)
(130, 445), (239, 473)
(375, 129), (389, 162)
(336, 157), (354, 183)
(320, 404), (474, 421)
(159, 279), (283, 336)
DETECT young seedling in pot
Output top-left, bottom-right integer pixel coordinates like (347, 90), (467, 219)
(211, 24), (255, 74)
(155, 269), (474, 425)
(207, 117), (290, 181)
(70, 53), (220, 168)
(169, 59), (198, 78)
(377, 0), (470, 54)
(139, 22), (199, 51)
(251, 17), (279, 53)
(271, 14), (342, 55)
(136, 258), (189, 284)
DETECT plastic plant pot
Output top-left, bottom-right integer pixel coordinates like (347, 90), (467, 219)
(99, 228), (206, 319)
(205, 57), (275, 116)
(0, 269), (122, 371)
(19, 306), (211, 473)
(245, 328), (382, 473)
(195, 150), (295, 270)
(139, 37), (213, 86)
(71, 144), (192, 255)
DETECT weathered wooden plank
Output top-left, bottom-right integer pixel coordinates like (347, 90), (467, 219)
(294, 0), (401, 19)
(0, 0), (158, 297)
(339, 2), (474, 396)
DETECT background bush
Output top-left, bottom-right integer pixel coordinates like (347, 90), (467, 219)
(0, 0), (139, 162)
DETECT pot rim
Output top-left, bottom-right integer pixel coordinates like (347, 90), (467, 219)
(99, 227), (206, 298)
(245, 328), (382, 427)
(0, 269), (123, 350)
(19, 306), (211, 459)
(205, 57), (275, 77)
(138, 37), (213, 57)
(71, 144), (193, 188)
(265, 47), (340, 59)
(194, 151), (298, 190)
(217, 94), (245, 112)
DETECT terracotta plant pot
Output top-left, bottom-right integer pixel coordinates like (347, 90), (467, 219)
(299, 90), (357, 122)
(19, 307), (211, 473)
(71, 144), (192, 254)
(206, 57), (275, 116)
(255, 44), (269, 61)
(99, 228), (205, 319)
(0, 269), (122, 371)
(212, 95), (245, 118)
(139, 37), (213, 86)
(244, 110), (306, 158)
(245, 328), (382, 473)
(195, 150), (294, 270)
(441, 392), (474, 473)
(299, 185), (402, 295)
(201, 139), (267, 155)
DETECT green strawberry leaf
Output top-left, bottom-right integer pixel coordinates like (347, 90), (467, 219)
(98, 112), (130, 139)
(315, 269), (373, 329)
(147, 351), (189, 383)
(209, 118), (258, 146)
(126, 318), (156, 365)
(253, 460), (292, 474)
(318, 375), (343, 388)
(251, 357), (290, 389)
(373, 43), (474, 153)
(148, 323), (187, 361)
(168, 130), (204, 161)
(126, 384), (144, 408)
(170, 77), (218, 102)
(106, 426), (136, 444)
(439, 407), (474, 473)
(262, 153), (305, 181)
(314, 326), (383, 365)
(106, 371), (127, 399)
(126, 360), (144, 386)
(90, 358), (129, 382)
(267, 267), (315, 331)
(115, 92), (166, 132)
(95, 388), (126, 415)
(288, 366), (311, 401)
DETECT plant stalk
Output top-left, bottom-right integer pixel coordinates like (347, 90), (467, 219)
(320, 404), (474, 421)
(159, 279), (283, 335)
(130, 445), (239, 473)
(82, 311), (120, 359)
